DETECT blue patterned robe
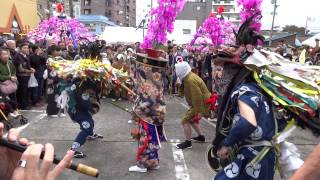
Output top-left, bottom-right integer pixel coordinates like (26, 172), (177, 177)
(214, 83), (285, 180)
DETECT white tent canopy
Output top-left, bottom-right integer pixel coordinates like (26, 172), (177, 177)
(102, 27), (144, 43)
(302, 33), (320, 47)
(101, 20), (197, 44)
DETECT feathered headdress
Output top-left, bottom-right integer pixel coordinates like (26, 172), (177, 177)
(234, 14), (265, 46)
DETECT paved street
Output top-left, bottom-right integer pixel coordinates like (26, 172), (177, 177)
(11, 96), (320, 180)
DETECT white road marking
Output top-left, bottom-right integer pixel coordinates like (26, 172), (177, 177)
(34, 113), (47, 123)
(180, 102), (189, 109)
(19, 110), (45, 113)
(4, 123), (30, 138)
(203, 118), (216, 128)
(3, 113), (47, 138)
(171, 139), (191, 180)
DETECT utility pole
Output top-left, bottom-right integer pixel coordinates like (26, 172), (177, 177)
(269, 0), (278, 47)
(305, 17), (309, 35)
(69, 0), (74, 18)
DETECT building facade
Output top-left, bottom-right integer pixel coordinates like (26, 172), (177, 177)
(177, 0), (213, 28)
(177, 0), (240, 28)
(37, 0), (81, 19)
(80, 0), (136, 27)
(212, 0), (241, 26)
(78, 15), (116, 35)
(0, 0), (39, 33)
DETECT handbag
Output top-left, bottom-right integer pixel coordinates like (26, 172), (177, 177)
(0, 62), (17, 94)
(28, 73), (38, 88)
(0, 80), (17, 95)
(43, 69), (48, 80)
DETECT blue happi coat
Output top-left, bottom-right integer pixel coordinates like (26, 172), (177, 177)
(214, 83), (285, 180)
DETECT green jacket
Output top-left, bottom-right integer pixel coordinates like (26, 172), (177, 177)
(0, 60), (16, 82)
(181, 72), (211, 122)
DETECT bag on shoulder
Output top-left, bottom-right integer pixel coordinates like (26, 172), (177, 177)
(0, 62), (17, 94)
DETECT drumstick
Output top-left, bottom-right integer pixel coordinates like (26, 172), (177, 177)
(0, 138), (99, 178)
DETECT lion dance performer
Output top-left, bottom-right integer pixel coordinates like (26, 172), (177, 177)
(129, 52), (168, 173)
(207, 15), (319, 179)
(48, 43), (129, 158)
(174, 60), (211, 150)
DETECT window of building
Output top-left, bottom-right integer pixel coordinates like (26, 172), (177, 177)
(84, 9), (91, 15)
(105, 0), (111, 6)
(127, 0), (130, 3)
(182, 29), (191, 34)
(105, 10), (112, 17)
(117, 0), (120, 4)
(84, 0), (91, 6)
(126, 6), (130, 12)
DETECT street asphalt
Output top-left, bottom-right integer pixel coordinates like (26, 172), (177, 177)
(9, 96), (320, 180)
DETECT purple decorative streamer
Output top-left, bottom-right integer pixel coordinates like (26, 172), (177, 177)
(141, 0), (186, 49)
(237, 0), (263, 31)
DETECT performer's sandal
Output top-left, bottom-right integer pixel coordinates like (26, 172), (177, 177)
(129, 165), (147, 173)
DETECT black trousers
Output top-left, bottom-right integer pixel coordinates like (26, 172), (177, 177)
(17, 76), (30, 109)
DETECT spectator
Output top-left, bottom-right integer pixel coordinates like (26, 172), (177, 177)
(275, 40), (288, 56)
(46, 45), (63, 117)
(30, 45), (46, 106)
(58, 41), (68, 59)
(0, 48), (17, 89)
(6, 40), (17, 60)
(135, 42), (141, 53)
(0, 48), (20, 117)
(67, 44), (78, 60)
(14, 42), (35, 110)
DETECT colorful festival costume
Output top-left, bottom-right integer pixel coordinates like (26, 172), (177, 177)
(178, 71), (211, 124)
(207, 15), (319, 180)
(130, 53), (168, 171)
(47, 56), (128, 158)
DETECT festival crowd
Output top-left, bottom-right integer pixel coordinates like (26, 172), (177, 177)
(0, 32), (320, 180)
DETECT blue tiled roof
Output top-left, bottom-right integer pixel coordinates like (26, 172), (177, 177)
(78, 15), (117, 26)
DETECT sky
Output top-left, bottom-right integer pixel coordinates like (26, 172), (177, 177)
(261, 0), (320, 31)
(136, 0), (320, 32)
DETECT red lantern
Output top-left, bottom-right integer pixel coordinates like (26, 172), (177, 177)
(216, 6), (225, 14)
(209, 13), (216, 18)
(57, 3), (64, 13)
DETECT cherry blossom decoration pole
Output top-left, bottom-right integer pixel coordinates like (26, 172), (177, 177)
(141, 0), (186, 49)
(188, 8), (237, 51)
(27, 17), (96, 45)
